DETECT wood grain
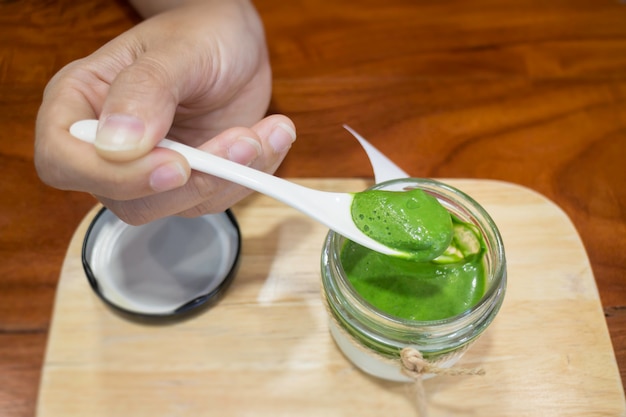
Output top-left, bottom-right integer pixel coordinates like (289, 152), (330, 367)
(37, 179), (625, 416)
(1, 1), (625, 416)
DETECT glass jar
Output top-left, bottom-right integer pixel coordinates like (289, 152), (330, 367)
(321, 178), (507, 382)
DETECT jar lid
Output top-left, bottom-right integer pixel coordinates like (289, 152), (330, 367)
(81, 207), (241, 321)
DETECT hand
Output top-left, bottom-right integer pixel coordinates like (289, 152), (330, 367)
(35, 0), (296, 224)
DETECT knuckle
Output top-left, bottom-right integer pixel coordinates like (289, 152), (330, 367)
(115, 57), (176, 100)
(187, 172), (222, 201)
(103, 199), (155, 226)
(177, 202), (228, 218)
(34, 141), (71, 190)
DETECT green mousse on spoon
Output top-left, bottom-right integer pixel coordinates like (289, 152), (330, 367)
(351, 188), (453, 262)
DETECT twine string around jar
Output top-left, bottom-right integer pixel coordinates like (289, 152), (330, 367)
(400, 347), (485, 417)
(400, 347), (486, 378)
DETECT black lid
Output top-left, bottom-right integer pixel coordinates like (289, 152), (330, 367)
(82, 207), (241, 321)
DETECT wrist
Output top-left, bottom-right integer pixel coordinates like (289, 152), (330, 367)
(128, 0), (252, 19)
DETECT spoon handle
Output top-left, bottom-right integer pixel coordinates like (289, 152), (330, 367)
(70, 119), (336, 209)
(158, 136), (356, 228)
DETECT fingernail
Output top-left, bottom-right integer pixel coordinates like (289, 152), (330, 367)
(228, 136), (262, 165)
(96, 114), (145, 151)
(269, 123), (296, 153)
(149, 162), (188, 192)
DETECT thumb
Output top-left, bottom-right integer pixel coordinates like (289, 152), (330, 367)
(94, 54), (180, 162)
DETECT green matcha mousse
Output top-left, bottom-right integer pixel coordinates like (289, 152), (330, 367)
(351, 188), (453, 262)
(347, 188), (486, 322)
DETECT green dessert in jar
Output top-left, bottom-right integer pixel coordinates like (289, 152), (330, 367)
(346, 189), (486, 321)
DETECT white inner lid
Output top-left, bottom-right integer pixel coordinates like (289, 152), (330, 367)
(84, 210), (240, 315)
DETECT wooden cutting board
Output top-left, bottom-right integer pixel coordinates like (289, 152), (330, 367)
(37, 179), (625, 417)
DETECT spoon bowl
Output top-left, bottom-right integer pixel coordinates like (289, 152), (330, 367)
(69, 119), (406, 258)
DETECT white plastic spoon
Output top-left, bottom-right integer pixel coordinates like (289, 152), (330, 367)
(69, 119), (406, 257)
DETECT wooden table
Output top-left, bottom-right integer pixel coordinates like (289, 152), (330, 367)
(1, 1), (625, 415)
